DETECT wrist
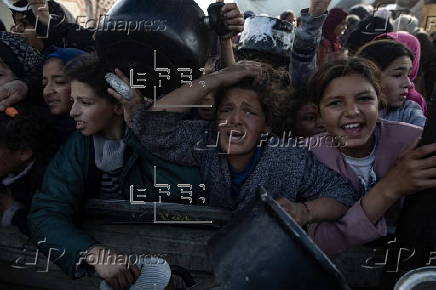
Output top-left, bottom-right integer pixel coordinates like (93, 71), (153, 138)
(378, 179), (403, 203)
(200, 73), (221, 91)
(301, 202), (313, 225)
(308, 7), (327, 17)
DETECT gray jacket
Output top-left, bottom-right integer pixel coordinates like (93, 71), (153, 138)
(380, 100), (427, 128)
(132, 110), (358, 210)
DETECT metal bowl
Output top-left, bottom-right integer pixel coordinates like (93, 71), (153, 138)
(394, 266), (436, 290)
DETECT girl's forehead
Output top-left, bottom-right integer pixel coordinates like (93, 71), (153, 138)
(385, 56), (412, 70)
(221, 88), (261, 105)
(323, 74), (377, 97)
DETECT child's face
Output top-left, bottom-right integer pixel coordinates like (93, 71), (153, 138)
(70, 81), (122, 139)
(380, 56), (412, 108)
(216, 88), (268, 156)
(318, 74), (379, 157)
(334, 20), (347, 37)
(293, 104), (324, 137)
(43, 58), (72, 116)
(0, 60), (16, 87)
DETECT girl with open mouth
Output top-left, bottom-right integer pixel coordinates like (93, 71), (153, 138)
(307, 57), (436, 258)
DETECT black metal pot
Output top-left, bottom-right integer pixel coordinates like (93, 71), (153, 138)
(95, 0), (215, 97)
(206, 188), (350, 290)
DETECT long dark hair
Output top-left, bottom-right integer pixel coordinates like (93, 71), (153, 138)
(356, 39), (414, 71)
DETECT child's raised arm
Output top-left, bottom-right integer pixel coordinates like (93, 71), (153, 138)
(108, 62), (262, 119)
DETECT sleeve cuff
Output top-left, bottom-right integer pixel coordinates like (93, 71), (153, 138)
(353, 201), (387, 238)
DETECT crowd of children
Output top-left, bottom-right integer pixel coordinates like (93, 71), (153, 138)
(0, 0), (436, 289)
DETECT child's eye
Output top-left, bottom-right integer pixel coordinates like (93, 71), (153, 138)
(358, 96), (374, 101)
(79, 99), (93, 105)
(302, 114), (316, 122)
(219, 107), (231, 113)
(245, 111), (257, 116)
(327, 100), (342, 106)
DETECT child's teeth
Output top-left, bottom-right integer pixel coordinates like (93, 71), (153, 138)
(344, 123), (360, 129)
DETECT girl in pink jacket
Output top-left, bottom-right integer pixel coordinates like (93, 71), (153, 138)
(307, 57), (436, 256)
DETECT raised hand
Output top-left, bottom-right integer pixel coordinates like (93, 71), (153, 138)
(216, 0), (244, 39)
(0, 80), (28, 111)
(309, 0), (332, 17)
(382, 140), (436, 198)
(27, 0), (50, 26)
(86, 245), (140, 290)
(204, 60), (262, 89)
(276, 197), (311, 226)
(107, 68), (149, 127)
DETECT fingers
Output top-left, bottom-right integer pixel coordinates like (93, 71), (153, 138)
(412, 143), (436, 159)
(107, 277), (121, 290)
(221, 3), (238, 14)
(418, 168), (436, 179)
(123, 267), (135, 285)
(107, 88), (125, 104)
(117, 270), (131, 289)
(114, 68), (130, 85)
(0, 99), (12, 111)
(104, 266), (134, 290)
(275, 197), (294, 211)
(225, 18), (244, 26)
(129, 264), (141, 280)
(415, 179), (436, 190)
(0, 87), (9, 102)
(222, 4), (244, 27)
(417, 156), (436, 170)
(223, 7), (243, 20)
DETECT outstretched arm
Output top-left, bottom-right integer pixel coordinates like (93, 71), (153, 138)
(290, 0), (330, 89)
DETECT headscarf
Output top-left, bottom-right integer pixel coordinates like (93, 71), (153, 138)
(322, 8), (348, 43)
(46, 47), (86, 64)
(376, 31), (428, 116)
(0, 31), (42, 78)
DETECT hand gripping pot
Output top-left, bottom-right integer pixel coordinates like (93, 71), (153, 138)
(100, 256), (172, 290)
(238, 16), (294, 61)
(95, 0), (215, 98)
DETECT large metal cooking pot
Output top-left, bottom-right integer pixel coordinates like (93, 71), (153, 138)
(95, 0), (215, 98)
